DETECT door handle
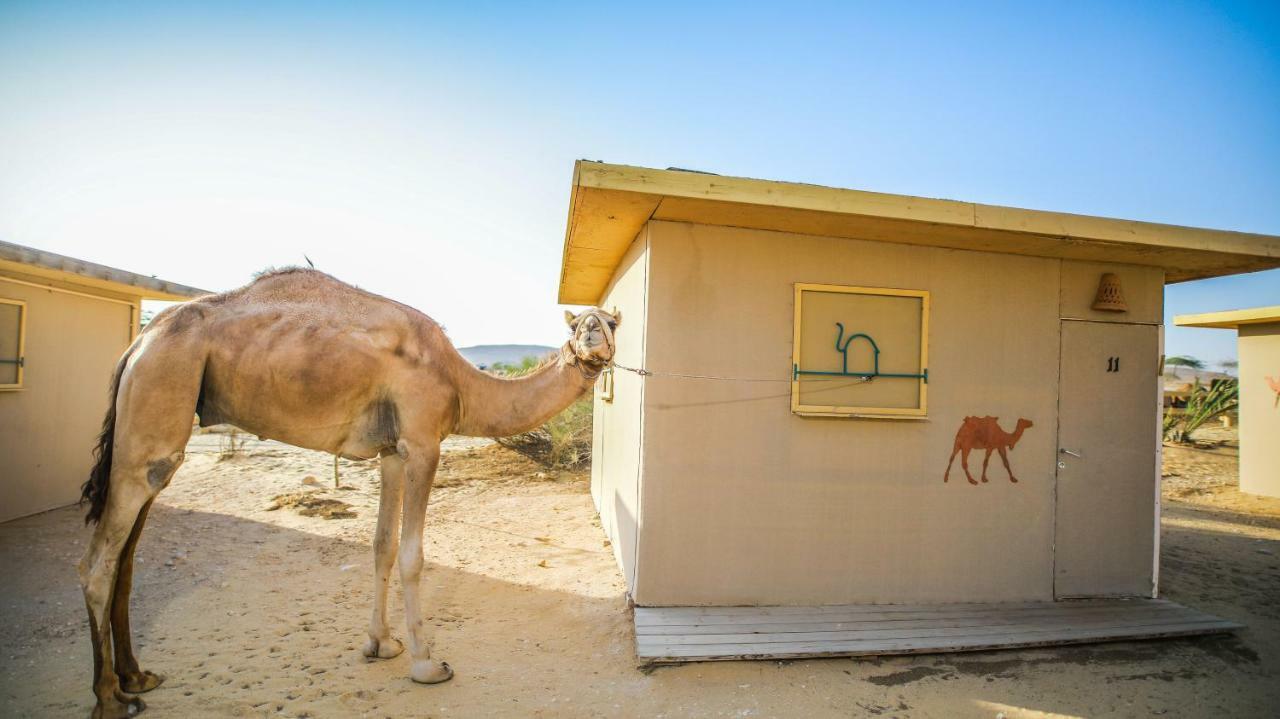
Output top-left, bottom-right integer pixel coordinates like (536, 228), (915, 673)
(1059, 448), (1082, 458)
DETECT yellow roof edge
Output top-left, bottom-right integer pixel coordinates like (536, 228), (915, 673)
(576, 162), (1280, 255)
(559, 161), (1280, 306)
(556, 161), (585, 305)
(0, 241), (210, 302)
(1174, 305), (1280, 329)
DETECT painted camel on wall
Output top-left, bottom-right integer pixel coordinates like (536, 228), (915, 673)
(1266, 375), (1280, 408)
(944, 416), (1034, 485)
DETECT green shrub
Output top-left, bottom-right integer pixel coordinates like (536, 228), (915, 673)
(1163, 378), (1238, 444)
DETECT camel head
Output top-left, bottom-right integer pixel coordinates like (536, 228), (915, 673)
(1010, 418), (1034, 446)
(564, 308), (621, 367)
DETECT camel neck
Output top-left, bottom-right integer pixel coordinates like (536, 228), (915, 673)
(449, 344), (594, 437)
(1009, 424), (1029, 446)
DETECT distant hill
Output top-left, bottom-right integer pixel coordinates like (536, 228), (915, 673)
(457, 344), (557, 369)
(1162, 365), (1234, 393)
(1163, 365), (1233, 383)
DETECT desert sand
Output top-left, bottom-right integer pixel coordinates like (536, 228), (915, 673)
(1, 430), (1278, 718)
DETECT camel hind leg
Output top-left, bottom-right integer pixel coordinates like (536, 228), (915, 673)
(81, 481), (155, 719)
(81, 446), (189, 718)
(944, 445), (960, 482)
(80, 337), (201, 717)
(960, 448), (978, 485)
(111, 499), (164, 694)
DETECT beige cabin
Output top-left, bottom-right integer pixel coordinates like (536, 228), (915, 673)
(1175, 306), (1280, 499)
(0, 241), (206, 522)
(561, 162), (1280, 612)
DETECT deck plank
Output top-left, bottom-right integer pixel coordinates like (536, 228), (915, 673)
(634, 599), (1241, 662)
(634, 599), (1172, 625)
(636, 604), (1193, 634)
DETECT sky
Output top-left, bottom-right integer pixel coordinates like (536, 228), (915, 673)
(0, 1), (1276, 361)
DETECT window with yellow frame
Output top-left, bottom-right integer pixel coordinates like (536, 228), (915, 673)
(791, 284), (929, 418)
(0, 298), (27, 390)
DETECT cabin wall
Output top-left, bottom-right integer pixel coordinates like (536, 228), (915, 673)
(628, 220), (1161, 606)
(0, 275), (138, 522)
(1238, 322), (1280, 498)
(590, 226), (650, 587)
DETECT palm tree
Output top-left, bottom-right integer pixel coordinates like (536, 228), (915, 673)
(1164, 379), (1238, 443)
(1164, 355), (1205, 376)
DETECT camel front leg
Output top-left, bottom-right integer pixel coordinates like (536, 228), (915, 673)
(998, 447), (1019, 483)
(363, 453), (405, 660)
(981, 449), (993, 483)
(397, 442), (453, 684)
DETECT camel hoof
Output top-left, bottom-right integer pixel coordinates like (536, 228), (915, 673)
(119, 670), (164, 694)
(967, 478), (978, 485)
(363, 636), (405, 660)
(1009, 477), (1019, 483)
(92, 692), (145, 719)
(410, 659), (453, 684)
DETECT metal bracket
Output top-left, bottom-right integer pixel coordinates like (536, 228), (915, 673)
(794, 323), (927, 383)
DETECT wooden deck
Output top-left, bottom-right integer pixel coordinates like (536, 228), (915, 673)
(634, 598), (1242, 663)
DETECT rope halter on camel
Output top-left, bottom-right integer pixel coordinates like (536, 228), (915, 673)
(562, 308), (617, 381)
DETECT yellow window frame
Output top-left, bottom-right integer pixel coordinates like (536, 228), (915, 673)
(791, 283), (930, 419)
(0, 297), (27, 391)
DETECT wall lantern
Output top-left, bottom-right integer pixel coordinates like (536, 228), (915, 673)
(1092, 273), (1128, 312)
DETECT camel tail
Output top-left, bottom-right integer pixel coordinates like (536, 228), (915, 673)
(81, 344), (135, 525)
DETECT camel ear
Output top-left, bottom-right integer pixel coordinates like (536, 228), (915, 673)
(608, 309), (621, 328)
(564, 310), (579, 328)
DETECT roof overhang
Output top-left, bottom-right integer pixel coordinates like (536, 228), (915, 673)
(1174, 305), (1280, 330)
(558, 161), (1280, 305)
(0, 240), (209, 301)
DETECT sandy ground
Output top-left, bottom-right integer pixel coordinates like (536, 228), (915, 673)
(2, 431), (1278, 718)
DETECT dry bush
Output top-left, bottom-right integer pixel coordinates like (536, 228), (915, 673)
(265, 491), (356, 519)
(495, 396), (593, 470)
(218, 428), (247, 460)
(487, 355), (594, 469)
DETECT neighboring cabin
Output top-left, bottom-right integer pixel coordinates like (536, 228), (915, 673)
(0, 241), (207, 522)
(559, 162), (1280, 611)
(1176, 306), (1280, 498)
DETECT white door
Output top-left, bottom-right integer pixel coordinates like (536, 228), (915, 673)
(1054, 321), (1160, 598)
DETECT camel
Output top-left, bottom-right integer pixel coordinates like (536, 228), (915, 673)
(1266, 375), (1280, 408)
(76, 268), (619, 718)
(943, 416), (1033, 485)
